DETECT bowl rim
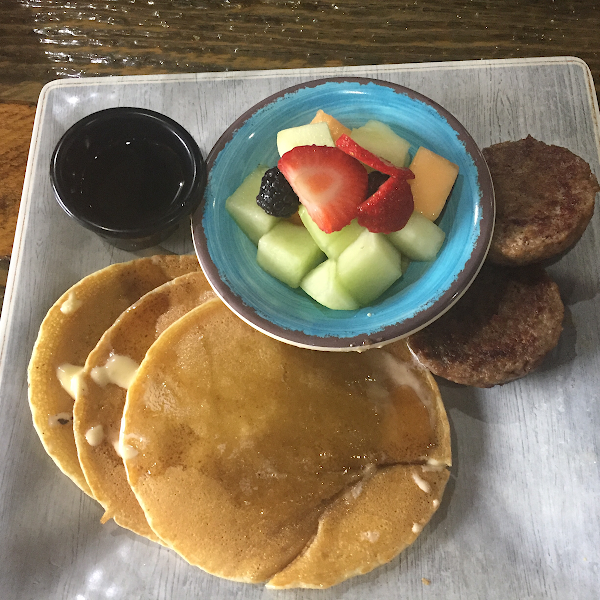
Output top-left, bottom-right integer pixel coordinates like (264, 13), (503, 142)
(51, 106), (207, 240)
(192, 76), (495, 351)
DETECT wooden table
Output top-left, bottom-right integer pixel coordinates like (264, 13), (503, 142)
(1, 0), (599, 278)
(2, 1), (600, 103)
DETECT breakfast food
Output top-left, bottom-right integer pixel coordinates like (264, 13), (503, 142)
(310, 109), (351, 141)
(225, 111), (455, 310)
(267, 464), (449, 589)
(122, 298), (451, 587)
(27, 255), (201, 495)
(256, 166), (300, 217)
(277, 144), (370, 234)
(483, 135), (599, 265)
(408, 263), (564, 387)
(347, 119), (411, 167)
(72, 271), (214, 538)
(408, 146), (460, 221)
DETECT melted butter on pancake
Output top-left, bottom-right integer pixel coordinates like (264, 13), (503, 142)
(90, 354), (139, 389)
(411, 472), (432, 493)
(122, 299), (451, 585)
(59, 291), (83, 315)
(56, 364), (86, 401)
(85, 425), (104, 446)
(422, 457), (446, 471)
(113, 438), (139, 459)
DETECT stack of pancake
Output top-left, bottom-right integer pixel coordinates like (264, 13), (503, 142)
(28, 254), (451, 588)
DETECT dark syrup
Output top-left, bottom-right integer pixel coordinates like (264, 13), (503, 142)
(79, 137), (185, 230)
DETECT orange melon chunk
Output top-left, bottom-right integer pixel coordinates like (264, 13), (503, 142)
(408, 147), (459, 221)
(311, 110), (351, 142)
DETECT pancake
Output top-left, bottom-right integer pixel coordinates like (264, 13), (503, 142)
(27, 255), (201, 496)
(73, 271), (214, 538)
(267, 464), (449, 589)
(122, 298), (451, 586)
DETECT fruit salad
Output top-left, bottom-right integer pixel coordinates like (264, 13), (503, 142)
(225, 111), (458, 310)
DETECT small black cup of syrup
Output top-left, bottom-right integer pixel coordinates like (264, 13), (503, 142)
(51, 107), (206, 250)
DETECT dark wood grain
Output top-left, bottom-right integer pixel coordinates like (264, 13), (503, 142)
(0, 103), (35, 257)
(1, 1), (599, 102)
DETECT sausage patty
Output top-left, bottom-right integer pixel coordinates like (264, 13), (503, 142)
(407, 263), (564, 387)
(483, 136), (599, 266)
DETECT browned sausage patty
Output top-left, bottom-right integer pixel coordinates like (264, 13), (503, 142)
(407, 264), (564, 387)
(483, 136), (599, 266)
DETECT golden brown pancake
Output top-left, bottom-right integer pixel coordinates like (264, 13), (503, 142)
(122, 298), (450, 586)
(73, 271), (214, 538)
(28, 255), (201, 496)
(267, 465), (449, 589)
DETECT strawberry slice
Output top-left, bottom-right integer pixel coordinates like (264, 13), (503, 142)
(336, 134), (415, 179)
(278, 145), (368, 233)
(357, 175), (414, 233)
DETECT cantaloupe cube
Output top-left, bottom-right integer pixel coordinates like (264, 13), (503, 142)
(408, 147), (459, 221)
(310, 109), (352, 142)
(277, 122), (335, 157)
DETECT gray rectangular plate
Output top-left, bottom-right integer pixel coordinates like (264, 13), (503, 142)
(1, 57), (599, 600)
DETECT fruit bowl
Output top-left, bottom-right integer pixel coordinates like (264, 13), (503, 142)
(192, 77), (494, 351)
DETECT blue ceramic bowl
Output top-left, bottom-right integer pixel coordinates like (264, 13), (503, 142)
(192, 77), (494, 350)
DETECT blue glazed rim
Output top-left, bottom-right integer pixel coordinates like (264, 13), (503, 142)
(192, 77), (494, 350)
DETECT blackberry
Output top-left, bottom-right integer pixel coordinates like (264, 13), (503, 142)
(367, 170), (390, 197)
(256, 167), (300, 217)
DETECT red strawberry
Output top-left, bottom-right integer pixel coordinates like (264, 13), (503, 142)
(278, 145), (368, 233)
(336, 134), (414, 179)
(357, 175), (414, 233)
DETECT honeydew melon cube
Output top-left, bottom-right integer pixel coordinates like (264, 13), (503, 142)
(337, 230), (403, 307)
(225, 166), (279, 245)
(350, 120), (411, 167)
(277, 122), (335, 157)
(301, 259), (359, 311)
(257, 221), (325, 288)
(401, 254), (411, 274)
(298, 205), (365, 259)
(387, 210), (446, 261)
(408, 147), (459, 221)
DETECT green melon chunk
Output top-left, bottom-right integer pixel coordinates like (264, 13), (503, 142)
(350, 120), (411, 167)
(401, 254), (411, 274)
(337, 230), (403, 307)
(387, 211), (446, 261)
(277, 122), (335, 157)
(225, 166), (280, 245)
(301, 259), (359, 311)
(257, 221), (326, 288)
(298, 205), (365, 259)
